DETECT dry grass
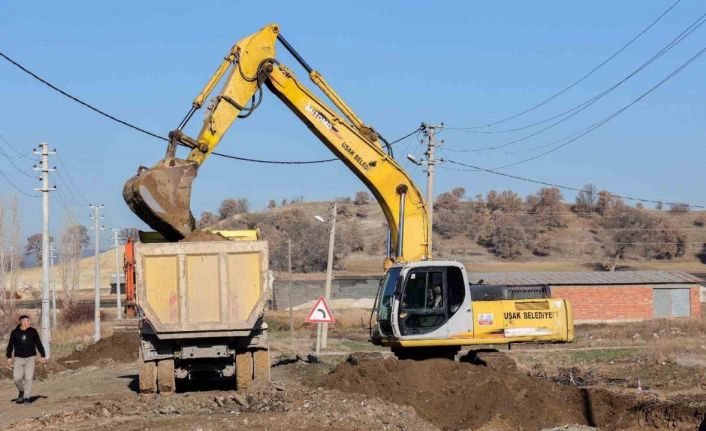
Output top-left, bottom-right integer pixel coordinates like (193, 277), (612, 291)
(576, 317), (706, 347)
(266, 308), (371, 332)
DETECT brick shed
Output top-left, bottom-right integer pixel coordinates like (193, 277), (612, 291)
(468, 271), (702, 323)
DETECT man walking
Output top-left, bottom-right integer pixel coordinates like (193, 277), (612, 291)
(5, 315), (46, 404)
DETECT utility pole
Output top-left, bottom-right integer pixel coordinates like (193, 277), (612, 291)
(321, 202), (337, 350)
(410, 123), (443, 257)
(287, 237), (293, 347)
(49, 242), (57, 329)
(112, 229), (122, 320)
(89, 204), (104, 342)
(33, 143), (55, 358)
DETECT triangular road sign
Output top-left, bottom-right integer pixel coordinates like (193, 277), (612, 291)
(305, 295), (335, 323)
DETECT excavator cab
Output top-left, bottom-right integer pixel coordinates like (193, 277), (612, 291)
(371, 262), (467, 342)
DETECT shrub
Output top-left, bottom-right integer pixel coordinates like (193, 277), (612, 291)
(697, 244), (706, 264)
(218, 198), (249, 220)
(669, 203), (690, 213)
(479, 213), (526, 259)
(527, 187), (566, 230)
(197, 211), (218, 228)
(226, 208), (352, 272)
(486, 190), (523, 213)
(353, 191), (371, 205)
(532, 237), (552, 256)
(602, 205), (687, 261)
(61, 301), (96, 325)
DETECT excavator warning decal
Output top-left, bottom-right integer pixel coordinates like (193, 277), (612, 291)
(305, 296), (336, 323)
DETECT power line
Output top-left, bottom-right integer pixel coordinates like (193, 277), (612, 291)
(442, 159), (705, 209)
(54, 154), (92, 206)
(0, 166), (36, 197)
(0, 50), (417, 165)
(450, 0), (682, 130)
(489, 43), (706, 169)
(54, 188), (81, 224)
(0, 140), (35, 178)
(0, 134), (33, 160)
(451, 11), (706, 149)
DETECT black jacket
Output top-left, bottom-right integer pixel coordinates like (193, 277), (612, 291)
(5, 326), (46, 358)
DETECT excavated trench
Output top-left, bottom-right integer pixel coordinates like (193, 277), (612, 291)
(320, 354), (706, 431)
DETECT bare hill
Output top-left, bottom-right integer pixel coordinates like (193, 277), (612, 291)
(202, 190), (706, 275)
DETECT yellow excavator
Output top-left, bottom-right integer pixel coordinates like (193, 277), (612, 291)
(124, 24), (573, 358)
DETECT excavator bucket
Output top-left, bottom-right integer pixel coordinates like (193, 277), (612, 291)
(123, 157), (198, 241)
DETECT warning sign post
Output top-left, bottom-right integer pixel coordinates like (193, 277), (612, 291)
(305, 296), (335, 357)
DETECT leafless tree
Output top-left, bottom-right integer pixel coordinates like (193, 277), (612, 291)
(7, 197), (20, 304)
(218, 198), (249, 220)
(353, 191), (371, 206)
(197, 211), (218, 229)
(451, 187), (466, 199)
(575, 183), (597, 216)
(528, 187), (566, 229)
(59, 219), (85, 306)
(26, 233), (52, 265)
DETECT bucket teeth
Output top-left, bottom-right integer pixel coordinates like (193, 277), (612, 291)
(123, 158), (198, 240)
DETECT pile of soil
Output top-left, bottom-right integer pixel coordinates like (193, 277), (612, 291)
(60, 332), (139, 369)
(1, 359), (67, 380)
(321, 356), (706, 430)
(180, 230), (229, 242)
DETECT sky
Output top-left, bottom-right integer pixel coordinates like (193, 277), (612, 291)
(1, 1), (705, 243)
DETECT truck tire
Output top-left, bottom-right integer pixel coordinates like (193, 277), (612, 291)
(235, 350), (253, 391)
(253, 348), (271, 383)
(157, 359), (176, 394)
(139, 359), (157, 394)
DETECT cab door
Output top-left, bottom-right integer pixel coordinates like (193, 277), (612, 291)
(397, 267), (449, 336)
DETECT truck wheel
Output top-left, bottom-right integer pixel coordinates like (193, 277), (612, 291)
(157, 359), (176, 394)
(139, 359), (157, 394)
(253, 348), (271, 384)
(235, 350), (253, 391)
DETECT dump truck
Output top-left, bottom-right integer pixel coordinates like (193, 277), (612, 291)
(129, 231), (271, 394)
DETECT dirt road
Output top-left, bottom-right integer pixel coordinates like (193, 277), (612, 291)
(0, 359), (434, 431)
(2, 352), (705, 431)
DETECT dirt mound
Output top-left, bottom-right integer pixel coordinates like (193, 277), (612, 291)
(1, 359), (67, 380)
(180, 230), (228, 242)
(321, 356), (706, 431)
(60, 332), (139, 368)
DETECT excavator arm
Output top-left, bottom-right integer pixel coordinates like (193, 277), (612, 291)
(124, 23), (430, 264)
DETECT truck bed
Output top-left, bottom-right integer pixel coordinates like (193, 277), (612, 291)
(135, 240), (269, 336)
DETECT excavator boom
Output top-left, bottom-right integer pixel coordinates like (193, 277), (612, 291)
(124, 23), (429, 263)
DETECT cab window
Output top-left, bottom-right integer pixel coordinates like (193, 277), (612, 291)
(403, 271), (443, 310)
